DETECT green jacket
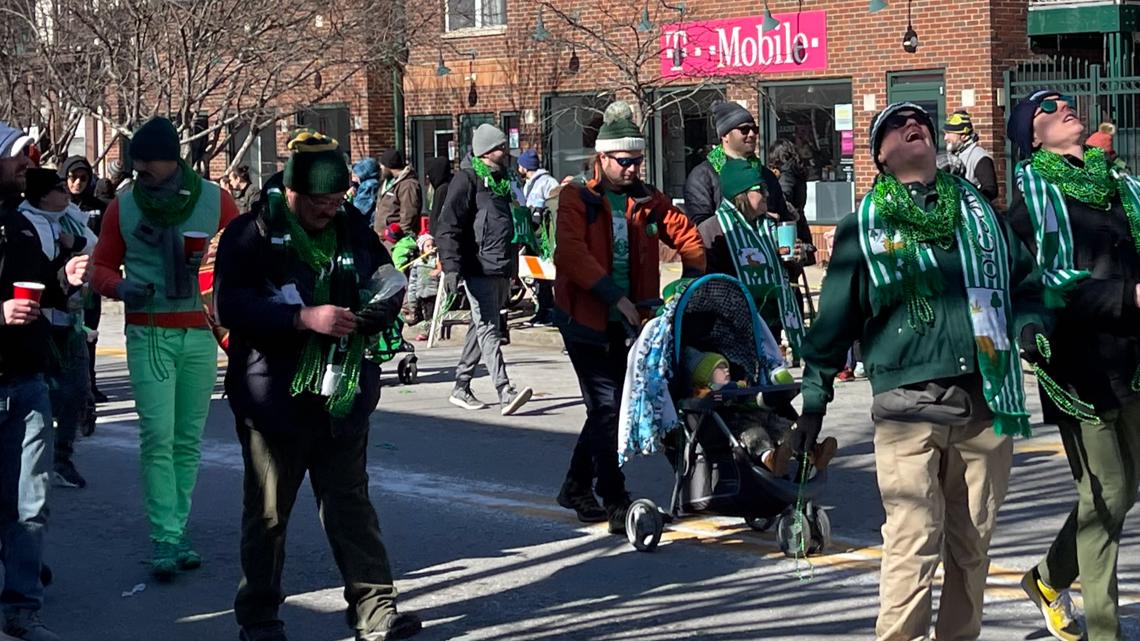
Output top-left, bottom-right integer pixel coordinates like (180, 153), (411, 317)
(801, 205), (1047, 415)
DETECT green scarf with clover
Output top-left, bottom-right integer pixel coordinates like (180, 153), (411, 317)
(857, 172), (1031, 436)
(1015, 146), (1140, 308)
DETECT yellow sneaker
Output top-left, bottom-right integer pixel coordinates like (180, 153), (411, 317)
(1021, 569), (1085, 641)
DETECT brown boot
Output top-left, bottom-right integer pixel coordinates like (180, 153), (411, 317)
(812, 437), (838, 471)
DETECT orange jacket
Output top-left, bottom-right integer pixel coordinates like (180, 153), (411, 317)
(553, 161), (706, 344)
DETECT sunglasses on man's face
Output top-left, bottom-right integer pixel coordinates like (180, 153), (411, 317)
(735, 125), (760, 137)
(606, 154), (645, 169)
(883, 111), (922, 131)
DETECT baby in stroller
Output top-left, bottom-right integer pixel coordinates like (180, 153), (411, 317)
(685, 348), (837, 477)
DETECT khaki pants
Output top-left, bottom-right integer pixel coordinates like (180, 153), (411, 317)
(874, 419), (1013, 641)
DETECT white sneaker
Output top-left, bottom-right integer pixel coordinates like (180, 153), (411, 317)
(500, 386), (533, 416)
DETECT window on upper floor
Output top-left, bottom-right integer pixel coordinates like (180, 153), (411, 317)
(446, 0), (505, 32)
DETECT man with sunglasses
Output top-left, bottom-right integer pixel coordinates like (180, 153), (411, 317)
(436, 123), (533, 416)
(553, 101), (705, 532)
(683, 101), (791, 228)
(1007, 90), (1140, 641)
(799, 102), (1045, 641)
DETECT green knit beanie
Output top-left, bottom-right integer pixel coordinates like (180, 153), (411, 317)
(129, 117), (181, 162)
(719, 158), (765, 200)
(595, 101), (645, 153)
(283, 129), (351, 195)
(685, 349), (729, 389)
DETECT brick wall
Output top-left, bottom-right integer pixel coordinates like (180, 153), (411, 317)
(404, 0), (1035, 210)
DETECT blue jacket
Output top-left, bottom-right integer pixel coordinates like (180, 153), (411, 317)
(352, 158), (380, 224)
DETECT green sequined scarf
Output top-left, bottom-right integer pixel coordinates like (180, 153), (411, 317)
(472, 158), (514, 198)
(268, 188), (366, 418)
(864, 172), (963, 331)
(707, 145), (762, 175)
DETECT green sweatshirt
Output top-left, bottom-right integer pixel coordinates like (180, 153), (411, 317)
(800, 181), (1048, 415)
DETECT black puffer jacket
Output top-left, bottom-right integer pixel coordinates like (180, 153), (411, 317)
(1010, 173), (1140, 412)
(435, 160), (516, 278)
(214, 173), (398, 436)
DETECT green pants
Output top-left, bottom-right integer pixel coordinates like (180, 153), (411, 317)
(125, 326), (218, 544)
(233, 418), (397, 633)
(1038, 400), (1140, 641)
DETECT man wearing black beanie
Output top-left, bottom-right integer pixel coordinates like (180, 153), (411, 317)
(1008, 89), (1140, 641)
(91, 116), (239, 581)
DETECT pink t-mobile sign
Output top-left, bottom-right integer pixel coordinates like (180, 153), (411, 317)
(660, 11), (829, 78)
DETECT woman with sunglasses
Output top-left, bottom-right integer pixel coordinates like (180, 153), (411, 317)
(553, 101), (705, 534)
(1007, 90), (1140, 641)
(799, 102), (1045, 641)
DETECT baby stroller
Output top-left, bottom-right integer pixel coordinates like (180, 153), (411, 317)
(619, 274), (830, 556)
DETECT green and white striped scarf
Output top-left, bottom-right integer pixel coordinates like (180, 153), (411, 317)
(715, 199), (805, 357)
(857, 176), (1031, 436)
(1015, 154), (1140, 308)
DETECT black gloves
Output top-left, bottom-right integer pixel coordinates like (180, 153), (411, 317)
(443, 273), (460, 296)
(1019, 322), (1048, 367)
(786, 411), (824, 457)
(355, 291), (405, 336)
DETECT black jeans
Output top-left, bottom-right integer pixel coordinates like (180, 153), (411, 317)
(564, 323), (630, 504)
(234, 418), (397, 633)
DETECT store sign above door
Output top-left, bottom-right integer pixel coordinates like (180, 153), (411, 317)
(660, 11), (828, 78)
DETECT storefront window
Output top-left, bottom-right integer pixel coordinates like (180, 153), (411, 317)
(760, 80), (854, 224)
(650, 87), (725, 202)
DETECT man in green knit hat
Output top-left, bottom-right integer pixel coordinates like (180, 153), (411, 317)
(214, 130), (419, 641)
(797, 103), (1047, 640)
(92, 116), (240, 580)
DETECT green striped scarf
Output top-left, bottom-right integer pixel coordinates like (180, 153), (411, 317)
(857, 175), (1031, 436)
(715, 199), (805, 357)
(1016, 150), (1140, 308)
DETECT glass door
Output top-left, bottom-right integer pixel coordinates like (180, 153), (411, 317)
(887, 71), (946, 150)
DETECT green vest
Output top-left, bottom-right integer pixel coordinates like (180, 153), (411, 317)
(118, 181), (222, 315)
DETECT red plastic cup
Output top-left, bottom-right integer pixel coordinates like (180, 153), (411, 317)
(12, 282), (44, 302)
(183, 231), (209, 259)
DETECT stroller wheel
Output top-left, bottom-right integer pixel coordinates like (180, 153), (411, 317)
(625, 499), (663, 552)
(807, 502), (831, 555)
(775, 509), (807, 558)
(745, 516), (776, 532)
(397, 354), (418, 385)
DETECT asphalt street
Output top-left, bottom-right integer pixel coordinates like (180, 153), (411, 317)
(26, 313), (1140, 641)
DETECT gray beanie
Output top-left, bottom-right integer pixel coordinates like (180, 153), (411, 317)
(713, 101), (755, 138)
(471, 124), (508, 157)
